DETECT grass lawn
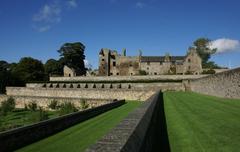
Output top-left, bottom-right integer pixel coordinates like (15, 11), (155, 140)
(164, 91), (240, 152)
(0, 109), (58, 132)
(17, 101), (141, 152)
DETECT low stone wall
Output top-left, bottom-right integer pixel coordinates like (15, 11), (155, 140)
(26, 82), (184, 91)
(6, 87), (156, 101)
(50, 75), (207, 82)
(190, 67), (240, 99)
(0, 95), (112, 109)
(0, 100), (125, 152)
(86, 91), (170, 152)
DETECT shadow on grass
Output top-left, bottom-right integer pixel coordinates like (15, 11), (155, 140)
(153, 92), (171, 152)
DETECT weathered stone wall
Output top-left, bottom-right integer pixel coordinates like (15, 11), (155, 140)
(5, 87), (156, 101)
(190, 67), (240, 99)
(0, 95), (111, 109)
(86, 91), (170, 152)
(50, 74), (207, 82)
(26, 82), (184, 91)
(0, 100), (125, 152)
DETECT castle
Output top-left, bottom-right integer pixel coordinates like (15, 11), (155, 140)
(98, 48), (202, 76)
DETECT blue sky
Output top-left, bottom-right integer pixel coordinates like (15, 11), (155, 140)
(0, 0), (240, 68)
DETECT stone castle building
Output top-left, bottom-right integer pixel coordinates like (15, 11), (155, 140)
(98, 48), (202, 76)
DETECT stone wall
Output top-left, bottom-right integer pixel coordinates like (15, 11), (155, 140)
(0, 100), (125, 152)
(26, 82), (184, 91)
(5, 87), (156, 101)
(86, 90), (170, 152)
(50, 74), (207, 82)
(0, 95), (111, 109)
(190, 67), (240, 99)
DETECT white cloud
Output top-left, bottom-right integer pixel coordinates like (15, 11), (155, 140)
(84, 60), (92, 69)
(67, 0), (78, 8)
(136, 2), (145, 8)
(38, 25), (51, 32)
(209, 38), (240, 53)
(33, 3), (61, 23)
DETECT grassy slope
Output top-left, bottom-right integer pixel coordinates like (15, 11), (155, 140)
(0, 109), (58, 132)
(164, 91), (240, 152)
(17, 102), (141, 152)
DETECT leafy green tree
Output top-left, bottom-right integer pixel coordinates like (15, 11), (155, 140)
(12, 57), (46, 82)
(193, 38), (218, 68)
(58, 42), (86, 76)
(44, 59), (63, 76)
(0, 61), (10, 93)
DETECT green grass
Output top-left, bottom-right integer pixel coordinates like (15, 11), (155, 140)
(17, 101), (141, 152)
(0, 109), (58, 132)
(164, 91), (240, 152)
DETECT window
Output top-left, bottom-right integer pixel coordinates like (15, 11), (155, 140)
(113, 61), (116, 66)
(129, 64), (132, 67)
(69, 74), (71, 77)
(102, 59), (105, 61)
(117, 73), (119, 75)
(147, 67), (149, 70)
(188, 59), (191, 62)
(154, 72), (157, 75)
(110, 73), (113, 75)
(188, 66), (191, 70)
(130, 73), (133, 75)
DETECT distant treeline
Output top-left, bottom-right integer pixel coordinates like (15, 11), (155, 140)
(0, 42), (87, 93)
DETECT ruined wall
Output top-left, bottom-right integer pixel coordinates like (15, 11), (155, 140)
(190, 67), (240, 99)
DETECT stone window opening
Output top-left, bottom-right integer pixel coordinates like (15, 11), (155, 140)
(113, 61), (116, 67)
(117, 73), (119, 75)
(63, 84), (66, 88)
(101, 84), (104, 88)
(188, 59), (191, 62)
(154, 72), (157, 75)
(147, 67), (149, 70)
(70, 84), (73, 88)
(56, 84), (59, 88)
(85, 84), (88, 88)
(102, 59), (105, 61)
(93, 84), (96, 88)
(110, 84), (113, 89)
(69, 74), (71, 77)
(130, 73), (133, 76)
(128, 84), (131, 89)
(77, 84), (81, 88)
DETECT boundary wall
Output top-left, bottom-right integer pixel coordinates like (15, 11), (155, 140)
(190, 67), (240, 99)
(0, 100), (125, 152)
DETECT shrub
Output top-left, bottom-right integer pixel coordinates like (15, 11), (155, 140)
(0, 97), (15, 116)
(80, 100), (89, 110)
(27, 102), (38, 111)
(48, 100), (59, 110)
(139, 70), (147, 75)
(38, 107), (49, 121)
(59, 102), (78, 116)
(30, 108), (49, 122)
(202, 69), (216, 74)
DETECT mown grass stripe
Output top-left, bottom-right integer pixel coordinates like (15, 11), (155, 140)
(164, 91), (240, 152)
(17, 102), (141, 152)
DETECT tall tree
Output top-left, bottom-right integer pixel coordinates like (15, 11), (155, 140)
(58, 42), (86, 75)
(44, 59), (62, 76)
(0, 61), (10, 93)
(193, 38), (218, 68)
(12, 57), (46, 82)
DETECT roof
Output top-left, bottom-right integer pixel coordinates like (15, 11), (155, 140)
(141, 56), (185, 62)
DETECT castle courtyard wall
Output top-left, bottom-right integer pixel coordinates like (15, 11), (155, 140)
(190, 67), (240, 99)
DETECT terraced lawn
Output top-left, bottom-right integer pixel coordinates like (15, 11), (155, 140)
(164, 91), (240, 152)
(17, 101), (141, 152)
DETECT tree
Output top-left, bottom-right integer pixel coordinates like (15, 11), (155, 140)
(0, 61), (10, 93)
(12, 57), (46, 82)
(44, 59), (62, 76)
(58, 42), (86, 76)
(193, 38), (218, 68)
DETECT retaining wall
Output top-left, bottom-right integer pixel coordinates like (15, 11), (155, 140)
(50, 75), (206, 82)
(190, 67), (240, 99)
(0, 95), (112, 109)
(0, 100), (125, 152)
(6, 87), (156, 101)
(86, 91), (170, 152)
